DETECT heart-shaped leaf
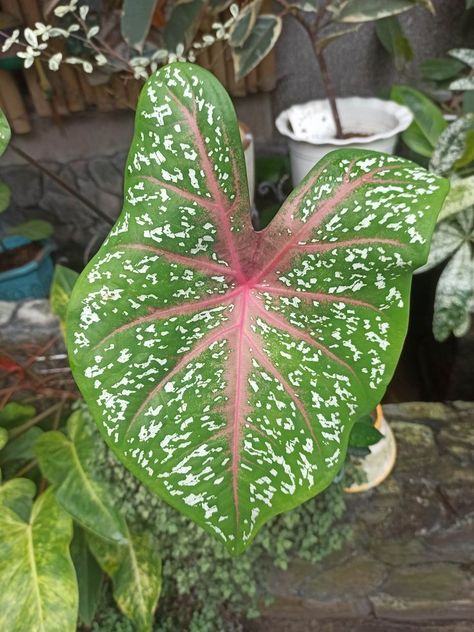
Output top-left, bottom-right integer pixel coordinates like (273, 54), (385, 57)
(88, 525), (161, 632)
(67, 63), (448, 553)
(0, 486), (78, 632)
(35, 410), (127, 543)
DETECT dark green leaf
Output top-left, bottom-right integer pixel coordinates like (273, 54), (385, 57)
(0, 108), (10, 157)
(71, 526), (103, 626)
(121, 0), (158, 52)
(0, 427), (7, 450)
(164, 0), (204, 51)
(420, 57), (465, 81)
(35, 410), (127, 543)
(229, 0), (262, 48)
(375, 16), (413, 70)
(349, 421), (384, 448)
(7, 220), (54, 241)
(88, 526), (161, 632)
(391, 85), (447, 155)
(0, 427), (43, 465)
(0, 487), (78, 632)
(0, 403), (37, 430)
(232, 15), (282, 80)
(0, 181), (10, 213)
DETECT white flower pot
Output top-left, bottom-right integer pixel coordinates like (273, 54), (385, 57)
(276, 97), (413, 185)
(239, 122), (255, 202)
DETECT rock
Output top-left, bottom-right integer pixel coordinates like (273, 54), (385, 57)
(0, 301), (17, 326)
(371, 563), (474, 621)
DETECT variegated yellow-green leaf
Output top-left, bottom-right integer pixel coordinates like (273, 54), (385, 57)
(35, 410), (127, 543)
(0, 486), (78, 632)
(0, 477), (35, 520)
(0, 108), (10, 156)
(50, 264), (80, 336)
(88, 527), (161, 632)
(232, 15), (282, 80)
(67, 63), (448, 554)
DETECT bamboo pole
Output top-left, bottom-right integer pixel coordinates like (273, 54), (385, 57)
(0, 69), (31, 133)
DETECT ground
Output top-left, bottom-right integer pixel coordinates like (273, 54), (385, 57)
(249, 402), (474, 631)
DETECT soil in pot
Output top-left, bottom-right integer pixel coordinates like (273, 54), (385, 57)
(0, 242), (41, 273)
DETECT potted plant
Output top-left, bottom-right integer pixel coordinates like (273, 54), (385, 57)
(0, 109), (54, 301)
(65, 62), (448, 555)
(222, 0), (436, 183)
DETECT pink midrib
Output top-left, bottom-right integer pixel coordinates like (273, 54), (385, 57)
(166, 88), (246, 283)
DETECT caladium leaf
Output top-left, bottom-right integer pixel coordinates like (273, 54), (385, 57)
(67, 63), (448, 553)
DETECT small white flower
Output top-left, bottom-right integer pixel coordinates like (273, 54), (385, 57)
(176, 43), (184, 58)
(65, 55), (92, 72)
(187, 50), (196, 63)
(87, 25), (100, 39)
(130, 56), (149, 67)
(48, 52), (62, 71)
(79, 5), (89, 20)
(150, 61), (158, 72)
(133, 66), (148, 80)
(192, 42), (202, 49)
(152, 49), (168, 61)
(95, 53), (107, 66)
(17, 45), (41, 68)
(34, 23), (53, 41)
(24, 28), (38, 47)
(49, 27), (71, 38)
(68, 24), (80, 33)
(202, 34), (215, 45)
(230, 3), (239, 18)
(54, 1), (78, 17)
(1, 29), (20, 53)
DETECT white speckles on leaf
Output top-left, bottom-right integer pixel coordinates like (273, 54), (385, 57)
(67, 64), (449, 554)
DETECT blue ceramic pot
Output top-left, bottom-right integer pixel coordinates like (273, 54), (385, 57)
(0, 235), (55, 301)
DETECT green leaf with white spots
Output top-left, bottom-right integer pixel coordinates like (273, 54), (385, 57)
(0, 487), (78, 632)
(88, 526), (161, 632)
(437, 175), (474, 223)
(35, 410), (127, 543)
(0, 108), (10, 157)
(433, 239), (474, 341)
(430, 114), (474, 176)
(449, 48), (474, 69)
(232, 15), (282, 80)
(67, 63), (448, 554)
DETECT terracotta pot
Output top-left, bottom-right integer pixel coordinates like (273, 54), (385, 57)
(344, 404), (397, 494)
